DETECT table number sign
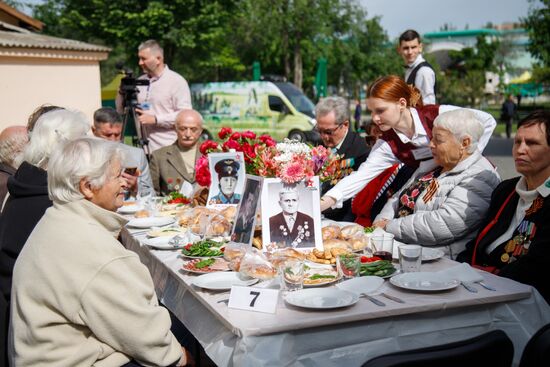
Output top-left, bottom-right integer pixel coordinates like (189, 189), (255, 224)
(228, 286), (279, 314)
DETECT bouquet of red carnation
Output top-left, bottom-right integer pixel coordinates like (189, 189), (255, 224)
(195, 127), (276, 186)
(195, 127), (341, 186)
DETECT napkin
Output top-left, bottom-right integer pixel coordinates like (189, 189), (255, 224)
(435, 263), (483, 283)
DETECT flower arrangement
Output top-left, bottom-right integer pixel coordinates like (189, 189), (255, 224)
(195, 127), (342, 186)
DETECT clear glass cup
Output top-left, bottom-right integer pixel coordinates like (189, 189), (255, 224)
(337, 253), (361, 279)
(370, 233), (395, 256)
(279, 259), (305, 292)
(398, 245), (422, 273)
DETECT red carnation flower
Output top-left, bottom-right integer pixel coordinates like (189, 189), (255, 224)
(241, 130), (256, 140)
(259, 134), (276, 147)
(218, 127), (233, 140)
(230, 132), (242, 140)
(222, 139), (241, 151)
(199, 140), (218, 155)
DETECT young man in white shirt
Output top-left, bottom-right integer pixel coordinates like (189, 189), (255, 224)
(397, 29), (436, 105)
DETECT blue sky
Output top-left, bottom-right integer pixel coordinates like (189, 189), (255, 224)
(360, 0), (534, 39)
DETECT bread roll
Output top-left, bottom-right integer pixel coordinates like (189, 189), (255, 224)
(340, 224), (364, 239)
(322, 225), (342, 240)
(134, 210), (150, 218)
(323, 239), (351, 250)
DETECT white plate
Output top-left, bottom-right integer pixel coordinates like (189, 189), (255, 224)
(337, 276), (384, 295)
(127, 217), (175, 228)
(192, 272), (258, 290)
(390, 272), (460, 292)
(142, 236), (182, 250)
(284, 288), (359, 310)
(117, 204), (144, 214)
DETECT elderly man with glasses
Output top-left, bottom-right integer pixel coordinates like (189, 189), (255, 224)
(315, 96), (369, 221)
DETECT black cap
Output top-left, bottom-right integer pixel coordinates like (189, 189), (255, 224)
(215, 159), (240, 178)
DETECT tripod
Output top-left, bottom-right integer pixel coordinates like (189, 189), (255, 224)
(120, 87), (151, 158)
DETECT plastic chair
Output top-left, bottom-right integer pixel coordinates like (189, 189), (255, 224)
(362, 329), (513, 367)
(519, 323), (550, 367)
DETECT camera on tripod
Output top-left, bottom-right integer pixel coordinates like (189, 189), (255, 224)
(116, 63), (150, 108)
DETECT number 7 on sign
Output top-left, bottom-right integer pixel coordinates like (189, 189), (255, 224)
(249, 291), (260, 307)
(228, 286), (279, 314)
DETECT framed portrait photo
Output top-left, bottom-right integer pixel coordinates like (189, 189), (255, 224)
(261, 177), (322, 251)
(230, 175), (263, 246)
(206, 152), (246, 208)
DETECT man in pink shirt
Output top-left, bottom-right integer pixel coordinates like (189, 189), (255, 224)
(119, 39), (192, 153)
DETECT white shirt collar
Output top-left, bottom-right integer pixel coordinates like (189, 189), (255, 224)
(407, 54), (425, 69)
(393, 108), (428, 144)
(516, 175), (550, 199)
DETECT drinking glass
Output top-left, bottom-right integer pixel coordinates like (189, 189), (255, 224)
(398, 245), (422, 273)
(370, 233), (395, 260)
(279, 259), (305, 292)
(337, 253), (361, 279)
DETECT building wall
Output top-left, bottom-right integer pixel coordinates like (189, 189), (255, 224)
(0, 57), (101, 130)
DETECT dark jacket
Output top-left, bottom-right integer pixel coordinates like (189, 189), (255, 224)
(269, 211), (315, 248)
(0, 162), (51, 366)
(0, 163), (15, 209)
(457, 177), (550, 304)
(323, 130), (370, 221)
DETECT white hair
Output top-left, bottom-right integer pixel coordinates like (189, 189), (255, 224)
(138, 39), (164, 58)
(433, 109), (484, 153)
(23, 109), (90, 169)
(0, 129), (28, 168)
(315, 96), (349, 124)
(48, 137), (125, 204)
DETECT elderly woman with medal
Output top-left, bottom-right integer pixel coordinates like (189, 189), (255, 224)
(372, 109), (501, 259)
(458, 110), (550, 304)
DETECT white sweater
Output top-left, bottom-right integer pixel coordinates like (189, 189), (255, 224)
(10, 199), (182, 367)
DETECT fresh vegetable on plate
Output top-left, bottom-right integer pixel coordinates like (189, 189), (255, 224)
(364, 226), (375, 234)
(359, 260), (396, 277)
(181, 239), (224, 257)
(194, 258), (216, 269)
(167, 191), (191, 205)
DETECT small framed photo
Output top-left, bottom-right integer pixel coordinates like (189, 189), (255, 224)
(261, 177), (322, 250)
(230, 175), (263, 246)
(207, 152), (246, 207)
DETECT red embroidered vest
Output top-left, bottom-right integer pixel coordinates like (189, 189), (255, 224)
(381, 105), (439, 168)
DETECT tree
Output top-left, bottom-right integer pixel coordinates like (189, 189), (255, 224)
(32, 0), (245, 84)
(523, 0), (550, 83)
(439, 35), (499, 107)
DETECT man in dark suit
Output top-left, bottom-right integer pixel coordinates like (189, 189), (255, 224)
(315, 96), (369, 221)
(269, 187), (315, 248)
(149, 109), (202, 195)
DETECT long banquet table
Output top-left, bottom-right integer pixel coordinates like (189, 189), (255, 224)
(121, 227), (550, 366)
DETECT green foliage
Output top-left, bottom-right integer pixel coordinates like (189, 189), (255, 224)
(523, 0), (550, 83)
(31, 0), (397, 96)
(438, 35), (499, 107)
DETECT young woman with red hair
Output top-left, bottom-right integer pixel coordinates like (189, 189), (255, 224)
(321, 75), (496, 212)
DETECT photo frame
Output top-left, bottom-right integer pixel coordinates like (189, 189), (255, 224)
(230, 175), (263, 246)
(261, 177), (322, 250)
(206, 152), (246, 208)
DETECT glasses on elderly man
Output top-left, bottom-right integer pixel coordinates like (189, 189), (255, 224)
(314, 122), (346, 136)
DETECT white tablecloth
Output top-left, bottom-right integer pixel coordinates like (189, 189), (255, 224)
(121, 228), (550, 366)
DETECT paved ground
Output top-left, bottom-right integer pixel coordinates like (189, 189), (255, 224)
(484, 136), (518, 181)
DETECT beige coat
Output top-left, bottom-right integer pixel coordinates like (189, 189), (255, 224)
(10, 199), (181, 367)
(149, 142), (200, 195)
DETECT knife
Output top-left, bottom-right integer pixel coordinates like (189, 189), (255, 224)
(361, 293), (386, 306)
(380, 292), (405, 303)
(461, 282), (478, 293)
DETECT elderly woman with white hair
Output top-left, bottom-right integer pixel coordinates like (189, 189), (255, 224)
(0, 109), (89, 366)
(373, 109), (501, 258)
(10, 137), (190, 367)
